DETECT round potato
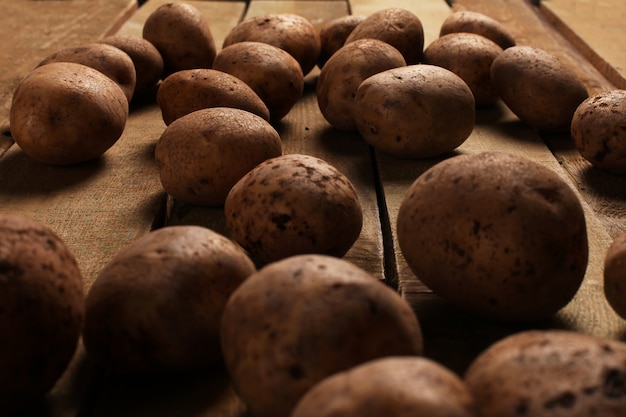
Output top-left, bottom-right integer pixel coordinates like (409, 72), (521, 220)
(0, 214), (84, 414)
(491, 46), (589, 132)
(317, 14), (366, 68)
(224, 154), (363, 265)
(424, 32), (503, 105)
(465, 330), (626, 417)
(83, 225), (256, 373)
(292, 356), (480, 417)
(397, 152), (588, 323)
(38, 42), (136, 102)
(213, 41), (304, 121)
(345, 7), (425, 64)
(571, 89), (626, 174)
(355, 64), (475, 158)
(10, 62), (128, 165)
(440, 10), (516, 50)
(155, 107), (282, 206)
(156, 69), (270, 125)
(223, 13), (321, 76)
(317, 38), (406, 131)
(142, 2), (216, 76)
(220, 254), (424, 417)
(604, 230), (626, 319)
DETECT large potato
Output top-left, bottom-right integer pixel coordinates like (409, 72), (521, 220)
(603, 230), (626, 319)
(440, 10), (516, 50)
(220, 254), (424, 417)
(317, 14), (366, 68)
(0, 214), (84, 414)
(83, 225), (256, 373)
(354, 64), (475, 158)
(397, 152), (588, 323)
(10, 62), (128, 165)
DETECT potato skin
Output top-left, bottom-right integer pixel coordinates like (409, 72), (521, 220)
(317, 14), (366, 68)
(10, 62), (128, 165)
(355, 64), (475, 158)
(220, 255), (424, 417)
(155, 107), (282, 206)
(397, 152), (588, 323)
(0, 214), (84, 414)
(604, 231), (626, 319)
(491, 46), (589, 132)
(465, 330), (626, 417)
(440, 10), (516, 50)
(83, 225), (256, 373)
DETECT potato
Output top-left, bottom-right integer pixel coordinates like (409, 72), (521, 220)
(317, 38), (406, 131)
(604, 230), (626, 319)
(156, 68), (270, 125)
(571, 89), (626, 174)
(354, 64), (475, 158)
(142, 2), (216, 76)
(292, 356), (480, 417)
(38, 42), (136, 102)
(83, 225), (256, 373)
(220, 254), (424, 417)
(0, 214), (84, 414)
(154, 107), (282, 206)
(345, 7), (425, 64)
(317, 14), (366, 68)
(98, 34), (164, 98)
(491, 46), (589, 132)
(397, 152), (588, 323)
(223, 13), (321, 76)
(224, 154), (363, 265)
(424, 32), (503, 105)
(10, 62), (128, 165)
(440, 10), (516, 50)
(213, 41), (304, 121)
(465, 330), (626, 417)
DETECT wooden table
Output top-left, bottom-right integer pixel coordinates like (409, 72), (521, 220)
(1, 0), (625, 415)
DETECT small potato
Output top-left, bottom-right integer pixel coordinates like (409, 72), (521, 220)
(220, 254), (424, 417)
(440, 10), (516, 50)
(424, 32), (503, 105)
(292, 356), (480, 417)
(317, 14), (366, 68)
(157, 69), (270, 125)
(345, 8), (425, 64)
(224, 154), (363, 265)
(465, 330), (626, 417)
(38, 42), (136, 102)
(223, 13), (321, 76)
(571, 89), (626, 174)
(604, 230), (626, 319)
(0, 214), (84, 414)
(10, 62), (128, 165)
(213, 41), (304, 121)
(397, 152), (588, 323)
(355, 64), (475, 158)
(317, 38), (406, 131)
(491, 46), (589, 132)
(83, 225), (256, 373)
(142, 2), (216, 76)
(155, 107), (282, 206)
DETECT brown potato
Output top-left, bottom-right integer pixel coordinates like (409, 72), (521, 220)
(397, 152), (588, 323)
(292, 356), (480, 417)
(213, 41), (304, 121)
(223, 13), (321, 76)
(316, 38), (406, 131)
(155, 107), (282, 206)
(355, 64), (475, 158)
(38, 42), (136, 102)
(604, 230), (626, 319)
(83, 225), (256, 373)
(424, 32), (503, 105)
(465, 330), (626, 417)
(10, 62), (128, 165)
(220, 254), (424, 417)
(224, 154), (363, 265)
(440, 10), (516, 50)
(142, 2), (216, 76)
(491, 46), (589, 132)
(571, 89), (626, 174)
(317, 14), (366, 68)
(0, 214), (84, 414)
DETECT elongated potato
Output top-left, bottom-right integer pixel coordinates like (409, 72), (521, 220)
(317, 14), (366, 68)
(440, 10), (516, 50)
